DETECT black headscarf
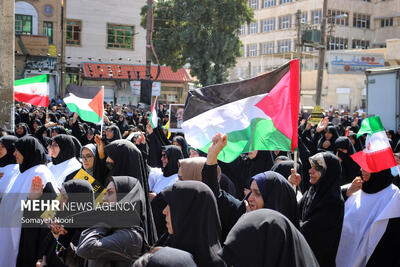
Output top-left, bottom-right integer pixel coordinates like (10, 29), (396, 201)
(335, 136), (360, 185)
(362, 168), (393, 194)
(161, 181), (224, 267)
(15, 136), (47, 173)
(162, 146), (183, 177)
(105, 125), (122, 143)
(15, 123), (30, 138)
(317, 126), (339, 152)
(70, 135), (82, 161)
(251, 171), (299, 228)
(248, 151), (274, 177)
(0, 136), (18, 167)
(218, 209), (319, 267)
(60, 179), (94, 218)
(51, 134), (76, 165)
(172, 136), (189, 158)
(51, 126), (67, 136)
(270, 160), (302, 181)
(104, 140), (157, 244)
(146, 247), (197, 267)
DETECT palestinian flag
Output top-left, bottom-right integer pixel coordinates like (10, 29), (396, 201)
(14, 74), (49, 107)
(351, 116), (397, 173)
(150, 96), (158, 128)
(182, 60), (299, 163)
(64, 85), (104, 123)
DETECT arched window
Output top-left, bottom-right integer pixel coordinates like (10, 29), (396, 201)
(15, 1), (38, 35)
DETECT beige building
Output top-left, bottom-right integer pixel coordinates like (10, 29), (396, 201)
(14, 0), (64, 100)
(230, 0), (400, 111)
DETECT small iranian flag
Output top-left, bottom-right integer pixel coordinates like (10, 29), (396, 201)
(14, 74), (49, 107)
(64, 85), (104, 124)
(149, 96), (158, 128)
(351, 116), (397, 173)
(182, 60), (299, 163)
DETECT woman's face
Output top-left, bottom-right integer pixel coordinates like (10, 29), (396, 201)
(162, 205), (174, 234)
(247, 150), (258, 160)
(103, 182), (117, 203)
(106, 128), (114, 140)
(161, 151), (168, 168)
(248, 180), (264, 211)
(81, 148), (94, 170)
(309, 163), (322, 184)
(16, 125), (24, 135)
(13, 149), (24, 164)
(189, 149), (199, 158)
(325, 131), (333, 140)
(172, 141), (182, 151)
(0, 142), (7, 159)
(50, 141), (60, 158)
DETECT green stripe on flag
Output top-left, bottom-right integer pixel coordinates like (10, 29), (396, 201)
(357, 116), (385, 138)
(15, 74), (49, 86)
(66, 103), (101, 123)
(198, 118), (292, 163)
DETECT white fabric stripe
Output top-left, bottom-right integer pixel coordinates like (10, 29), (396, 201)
(182, 93), (271, 148)
(64, 93), (92, 111)
(14, 82), (49, 96)
(365, 131), (391, 153)
(151, 109), (158, 127)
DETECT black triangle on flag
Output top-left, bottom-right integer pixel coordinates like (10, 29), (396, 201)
(140, 79), (153, 105)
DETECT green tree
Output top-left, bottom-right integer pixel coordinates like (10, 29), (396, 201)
(141, 0), (253, 86)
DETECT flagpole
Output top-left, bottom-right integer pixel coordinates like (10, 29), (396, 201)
(293, 150), (298, 193)
(46, 107), (49, 123)
(100, 86), (104, 135)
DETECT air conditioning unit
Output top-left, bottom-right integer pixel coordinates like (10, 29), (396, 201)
(302, 30), (322, 44)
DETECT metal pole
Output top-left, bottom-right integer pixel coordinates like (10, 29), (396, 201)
(60, 0), (65, 98)
(296, 9), (302, 105)
(145, 0), (153, 79)
(315, 0), (328, 106)
(0, 0), (15, 130)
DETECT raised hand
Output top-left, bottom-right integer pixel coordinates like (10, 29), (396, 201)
(94, 134), (105, 159)
(29, 176), (44, 200)
(206, 133), (228, 165)
(346, 176), (363, 197)
(316, 117), (329, 133)
(288, 168), (301, 187)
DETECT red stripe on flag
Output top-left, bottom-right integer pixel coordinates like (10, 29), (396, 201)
(351, 147), (397, 173)
(88, 88), (104, 118)
(15, 92), (49, 107)
(289, 59), (300, 151)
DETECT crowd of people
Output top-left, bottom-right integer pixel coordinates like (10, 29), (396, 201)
(0, 101), (399, 267)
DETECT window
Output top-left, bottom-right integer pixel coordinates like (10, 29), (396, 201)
(327, 36), (348, 50)
(240, 24), (246, 35)
(249, 0), (258, 9)
(248, 22), (258, 34)
(381, 18), (393, 27)
(301, 12), (308, 23)
(352, 39), (370, 49)
(247, 44), (258, 57)
(277, 39), (291, 52)
(260, 41), (275, 54)
(15, 14), (32, 35)
(43, 21), (53, 44)
(353, 13), (370, 29)
(327, 10), (349, 26)
(107, 24), (135, 49)
(66, 20), (81, 45)
(262, 0), (276, 8)
(279, 15), (291, 29)
(261, 18), (275, 32)
(280, 0), (292, 4)
(311, 10), (322, 24)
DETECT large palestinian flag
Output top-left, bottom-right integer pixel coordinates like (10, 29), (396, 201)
(14, 74), (49, 107)
(351, 116), (397, 173)
(182, 60), (299, 163)
(64, 85), (104, 123)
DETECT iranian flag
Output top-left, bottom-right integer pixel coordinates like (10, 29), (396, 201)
(149, 96), (158, 128)
(182, 60), (299, 163)
(64, 85), (104, 124)
(14, 74), (49, 107)
(351, 116), (397, 173)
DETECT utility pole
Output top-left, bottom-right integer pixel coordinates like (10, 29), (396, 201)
(145, 0), (153, 79)
(0, 0), (15, 130)
(315, 0), (328, 106)
(296, 9), (302, 104)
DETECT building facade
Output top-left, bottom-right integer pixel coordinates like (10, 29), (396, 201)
(230, 0), (400, 111)
(14, 0), (63, 100)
